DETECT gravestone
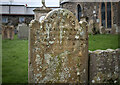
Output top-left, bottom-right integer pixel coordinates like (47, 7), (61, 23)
(29, 8), (88, 83)
(99, 26), (106, 34)
(18, 24), (29, 39)
(89, 49), (120, 83)
(92, 23), (100, 34)
(2, 25), (14, 40)
(88, 19), (94, 34)
(88, 20), (100, 34)
(111, 24), (120, 34)
(17, 23), (27, 32)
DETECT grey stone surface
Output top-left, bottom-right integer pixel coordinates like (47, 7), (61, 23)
(18, 25), (29, 39)
(89, 49), (120, 84)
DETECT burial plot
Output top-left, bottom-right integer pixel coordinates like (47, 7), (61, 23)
(29, 9), (88, 83)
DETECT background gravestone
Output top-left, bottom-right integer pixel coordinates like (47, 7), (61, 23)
(17, 23), (27, 31)
(2, 25), (14, 40)
(29, 8), (88, 83)
(18, 24), (29, 39)
(88, 19), (94, 34)
(99, 26), (106, 34)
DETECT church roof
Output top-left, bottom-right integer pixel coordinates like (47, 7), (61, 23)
(60, 0), (119, 4)
(60, 0), (72, 4)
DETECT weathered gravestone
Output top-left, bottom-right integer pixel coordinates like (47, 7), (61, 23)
(111, 24), (120, 34)
(2, 25), (14, 40)
(99, 26), (106, 34)
(88, 19), (94, 34)
(17, 24), (29, 39)
(17, 23), (27, 30)
(29, 8), (88, 83)
(88, 20), (100, 34)
(89, 49), (120, 83)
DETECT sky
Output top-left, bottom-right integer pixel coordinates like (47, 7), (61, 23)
(0, 0), (60, 7)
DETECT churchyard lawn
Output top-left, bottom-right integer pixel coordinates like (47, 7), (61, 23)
(2, 34), (119, 83)
(2, 35), (28, 83)
(89, 34), (119, 51)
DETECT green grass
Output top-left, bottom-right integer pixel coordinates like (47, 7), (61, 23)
(89, 34), (119, 51)
(2, 35), (28, 83)
(2, 34), (119, 83)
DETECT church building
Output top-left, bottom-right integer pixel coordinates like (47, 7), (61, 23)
(60, 0), (120, 34)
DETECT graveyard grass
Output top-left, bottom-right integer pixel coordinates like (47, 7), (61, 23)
(2, 34), (119, 83)
(89, 34), (119, 51)
(2, 35), (28, 83)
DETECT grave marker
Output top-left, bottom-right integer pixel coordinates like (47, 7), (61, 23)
(29, 9), (88, 83)
(18, 24), (29, 39)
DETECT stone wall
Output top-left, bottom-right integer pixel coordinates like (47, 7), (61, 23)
(61, 2), (77, 16)
(61, 2), (100, 21)
(89, 49), (120, 84)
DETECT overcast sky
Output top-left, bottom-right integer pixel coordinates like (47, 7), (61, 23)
(1, 0), (60, 7)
